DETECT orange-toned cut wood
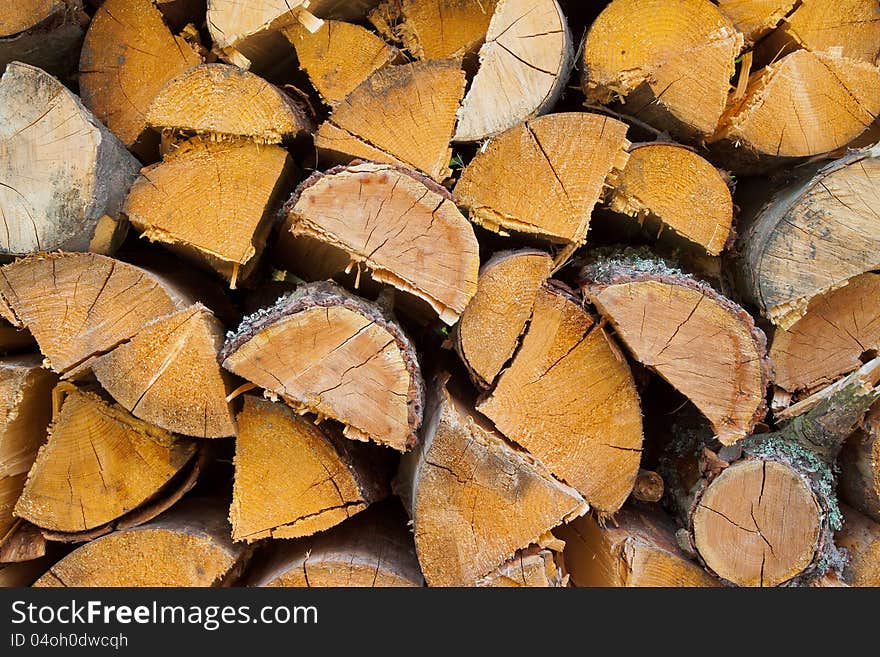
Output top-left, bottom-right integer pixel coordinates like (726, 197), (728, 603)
(837, 504), (880, 586)
(0, 0), (87, 77)
(477, 546), (567, 587)
(840, 401), (880, 523)
(717, 0), (795, 42)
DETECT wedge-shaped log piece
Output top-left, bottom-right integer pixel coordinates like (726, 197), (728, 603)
(0, 62), (139, 257)
(248, 502), (423, 587)
(840, 401), (880, 522)
(0, 557), (55, 586)
(557, 507), (719, 587)
(607, 143), (733, 255)
(736, 145), (880, 328)
(0, 0), (87, 77)
(583, 0), (742, 141)
(146, 63), (313, 142)
(580, 256), (770, 445)
(478, 285), (643, 514)
(15, 388), (199, 538)
(717, 0), (795, 42)
(398, 375), (588, 586)
(79, 0), (202, 151)
(476, 546), (567, 587)
(231, 396), (390, 542)
(0, 253), (189, 374)
(126, 138), (295, 286)
(284, 20), (400, 106)
(33, 499), (248, 586)
(284, 163), (479, 324)
(454, 0), (572, 142)
(455, 250), (552, 388)
(221, 282), (423, 451)
(837, 504), (880, 587)
(315, 61), (465, 181)
(455, 113), (630, 248)
(91, 304), (235, 438)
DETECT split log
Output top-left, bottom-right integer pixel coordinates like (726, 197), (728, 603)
(221, 281), (424, 452)
(605, 142), (734, 256)
(453, 0), (572, 143)
(837, 504), (880, 587)
(453, 113), (630, 252)
(282, 163), (479, 324)
(247, 502), (424, 587)
(716, 0), (795, 42)
(582, 0), (743, 142)
(0, 62), (140, 257)
(314, 61), (466, 181)
(146, 63), (314, 143)
(397, 375), (588, 587)
(476, 546), (567, 587)
(839, 401), (880, 522)
(33, 498), (249, 586)
(230, 396), (391, 542)
(770, 273), (880, 396)
(284, 20), (401, 106)
(125, 137), (296, 286)
(90, 304), (236, 438)
(557, 507), (719, 587)
(79, 0), (202, 153)
(579, 253), (770, 445)
(454, 250), (552, 388)
(477, 284), (643, 515)
(735, 145), (880, 329)
(15, 387), (200, 539)
(0, 356), (56, 562)
(0, 0), (87, 77)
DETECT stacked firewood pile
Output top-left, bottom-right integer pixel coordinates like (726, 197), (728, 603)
(1, 0), (878, 588)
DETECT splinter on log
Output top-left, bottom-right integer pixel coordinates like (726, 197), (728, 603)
(230, 396), (391, 542)
(0, 62), (139, 257)
(556, 507), (719, 587)
(33, 499), (249, 587)
(735, 144), (880, 329)
(0, 0), (87, 77)
(79, 0), (202, 153)
(476, 546), (567, 587)
(220, 281), (424, 452)
(314, 61), (466, 181)
(837, 504), (880, 587)
(125, 137), (296, 286)
(716, 0), (795, 42)
(478, 283), (643, 514)
(606, 142), (734, 256)
(453, 0), (572, 143)
(15, 387), (200, 540)
(282, 162), (479, 324)
(582, 0), (743, 142)
(455, 250), (552, 388)
(146, 63), (314, 143)
(90, 304), (236, 438)
(396, 375), (588, 587)
(247, 502), (424, 587)
(839, 401), (880, 523)
(579, 252), (770, 445)
(453, 112), (630, 251)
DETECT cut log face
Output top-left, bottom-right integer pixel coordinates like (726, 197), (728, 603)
(221, 282), (424, 452)
(315, 61), (466, 181)
(0, 1), (64, 37)
(284, 20), (400, 106)
(90, 304), (236, 438)
(398, 376), (588, 587)
(478, 285), (643, 515)
(692, 459), (822, 587)
(737, 146), (880, 328)
(455, 250), (552, 388)
(33, 499), (248, 586)
(837, 504), (880, 587)
(0, 0), (86, 77)
(557, 507), (719, 587)
(717, 0), (795, 42)
(15, 388), (198, 537)
(231, 396), (390, 542)
(839, 402), (880, 523)
(79, 0), (202, 151)
(146, 63), (314, 142)
(369, 0), (496, 60)
(770, 273), (880, 395)
(454, 0), (572, 143)
(454, 113), (630, 247)
(0, 62), (139, 257)
(714, 51), (880, 159)
(607, 143), (733, 255)
(125, 138), (295, 285)
(581, 262), (770, 445)
(283, 163), (479, 324)
(248, 502), (424, 587)
(582, 0), (742, 140)
(476, 546), (566, 587)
